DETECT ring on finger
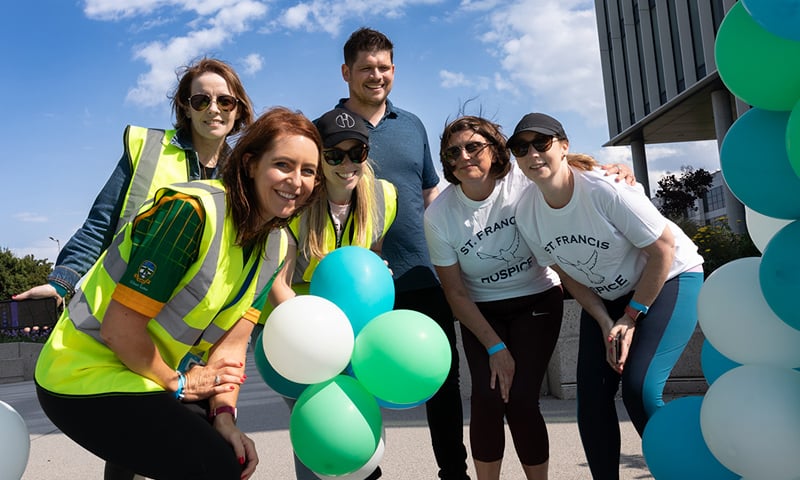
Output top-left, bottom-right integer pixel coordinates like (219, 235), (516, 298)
(214, 374), (221, 386)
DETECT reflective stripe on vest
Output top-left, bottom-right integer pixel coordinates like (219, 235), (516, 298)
(69, 181), (226, 345)
(195, 227), (288, 347)
(69, 181), (289, 354)
(117, 126), (189, 232)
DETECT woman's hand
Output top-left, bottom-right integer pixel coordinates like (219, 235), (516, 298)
(13, 284), (64, 306)
(213, 416), (259, 479)
(182, 359), (246, 401)
(607, 316), (636, 373)
(489, 349), (515, 403)
(601, 163), (637, 186)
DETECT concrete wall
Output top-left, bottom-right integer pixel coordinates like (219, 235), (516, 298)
(0, 343), (43, 384)
(545, 300), (707, 399)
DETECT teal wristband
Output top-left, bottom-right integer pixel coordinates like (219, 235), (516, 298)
(174, 371), (186, 400)
(487, 342), (507, 355)
(628, 299), (649, 315)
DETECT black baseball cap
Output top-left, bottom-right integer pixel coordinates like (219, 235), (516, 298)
(507, 112), (567, 146)
(315, 108), (370, 148)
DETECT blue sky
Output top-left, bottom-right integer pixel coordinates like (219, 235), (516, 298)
(2, 0), (720, 264)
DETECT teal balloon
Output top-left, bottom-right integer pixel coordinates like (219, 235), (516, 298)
(310, 246), (395, 336)
(701, 339), (740, 386)
(642, 396), (738, 480)
(720, 108), (800, 219)
(253, 332), (308, 399)
(759, 220), (800, 331)
(290, 375), (382, 476)
(351, 309), (451, 405)
(787, 99), (800, 179)
(376, 395), (429, 410)
(715, 2), (800, 111)
(742, 0), (800, 42)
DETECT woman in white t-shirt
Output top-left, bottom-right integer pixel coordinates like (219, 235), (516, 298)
(424, 115), (633, 480)
(509, 112), (704, 480)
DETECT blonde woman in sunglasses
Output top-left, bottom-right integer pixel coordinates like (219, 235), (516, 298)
(14, 57), (254, 480)
(256, 107), (396, 480)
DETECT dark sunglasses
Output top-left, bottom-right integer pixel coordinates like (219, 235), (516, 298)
(507, 135), (556, 157)
(442, 142), (491, 165)
(323, 144), (369, 165)
(187, 94), (239, 112)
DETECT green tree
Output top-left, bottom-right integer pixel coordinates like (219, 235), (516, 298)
(690, 217), (760, 277)
(655, 166), (714, 220)
(0, 247), (52, 300)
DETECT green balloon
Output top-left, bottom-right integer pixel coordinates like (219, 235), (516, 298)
(351, 309), (451, 405)
(290, 375), (382, 476)
(715, 2), (800, 111)
(787, 100), (800, 179)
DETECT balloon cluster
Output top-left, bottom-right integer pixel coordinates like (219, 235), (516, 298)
(641, 3), (800, 479)
(255, 246), (452, 477)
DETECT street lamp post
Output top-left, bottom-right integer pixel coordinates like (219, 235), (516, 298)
(49, 236), (60, 259)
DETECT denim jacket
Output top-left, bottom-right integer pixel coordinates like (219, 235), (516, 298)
(48, 127), (217, 296)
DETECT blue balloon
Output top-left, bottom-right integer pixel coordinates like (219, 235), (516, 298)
(759, 220), (800, 331)
(310, 246), (395, 335)
(720, 109), (800, 219)
(701, 339), (741, 385)
(742, 0), (800, 42)
(642, 396), (739, 480)
(253, 332), (308, 399)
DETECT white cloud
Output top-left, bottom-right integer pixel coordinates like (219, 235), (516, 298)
(276, 0), (444, 35)
(115, 0), (268, 107)
(83, 0), (244, 19)
(458, 0), (504, 12)
(477, 0), (606, 124)
(84, 0), (173, 20)
(241, 53), (264, 75)
(439, 69), (490, 90)
(14, 212), (48, 223)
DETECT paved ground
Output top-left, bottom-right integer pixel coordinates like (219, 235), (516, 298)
(5, 346), (654, 480)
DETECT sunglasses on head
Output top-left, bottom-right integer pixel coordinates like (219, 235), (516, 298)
(507, 135), (556, 157)
(187, 94), (239, 112)
(323, 143), (369, 165)
(442, 141), (491, 165)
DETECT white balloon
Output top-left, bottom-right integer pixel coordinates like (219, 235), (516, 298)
(316, 435), (386, 480)
(745, 206), (793, 253)
(0, 400), (30, 480)
(697, 257), (800, 368)
(262, 295), (354, 384)
(700, 365), (800, 479)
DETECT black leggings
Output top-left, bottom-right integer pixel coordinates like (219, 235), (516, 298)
(576, 272), (702, 479)
(461, 287), (563, 465)
(36, 385), (243, 480)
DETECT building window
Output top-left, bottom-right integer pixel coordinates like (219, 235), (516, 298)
(703, 185), (725, 212)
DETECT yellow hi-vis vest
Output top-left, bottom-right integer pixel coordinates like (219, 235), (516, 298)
(117, 125), (194, 231)
(290, 178), (397, 284)
(35, 181), (289, 395)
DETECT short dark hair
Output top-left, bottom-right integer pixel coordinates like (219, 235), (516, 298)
(343, 27), (394, 66)
(439, 116), (511, 185)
